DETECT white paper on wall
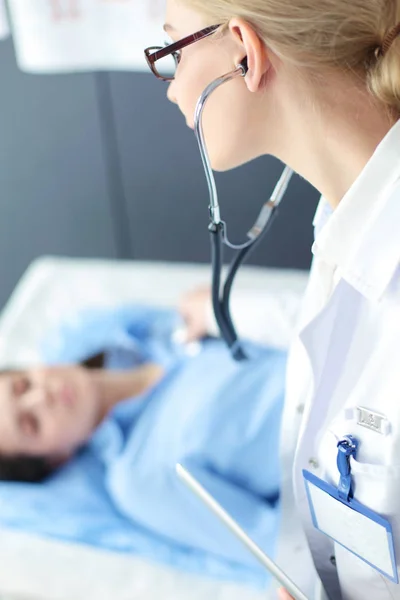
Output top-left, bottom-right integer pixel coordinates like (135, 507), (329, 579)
(0, 0), (10, 40)
(7, 0), (167, 73)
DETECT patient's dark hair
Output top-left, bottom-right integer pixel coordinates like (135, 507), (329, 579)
(0, 352), (105, 484)
(0, 455), (54, 483)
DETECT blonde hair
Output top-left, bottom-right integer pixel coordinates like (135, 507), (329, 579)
(184, 0), (400, 114)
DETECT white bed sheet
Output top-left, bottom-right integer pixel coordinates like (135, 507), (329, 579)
(0, 256), (308, 367)
(0, 256), (309, 600)
(0, 528), (268, 600)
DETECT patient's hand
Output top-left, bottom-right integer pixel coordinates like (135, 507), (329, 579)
(179, 285), (211, 342)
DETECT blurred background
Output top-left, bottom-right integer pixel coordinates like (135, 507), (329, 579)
(0, 0), (320, 310)
(0, 4), (321, 597)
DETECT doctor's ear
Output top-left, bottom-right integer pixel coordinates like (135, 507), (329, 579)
(229, 18), (271, 93)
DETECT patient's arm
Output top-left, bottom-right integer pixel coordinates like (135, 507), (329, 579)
(179, 285), (301, 349)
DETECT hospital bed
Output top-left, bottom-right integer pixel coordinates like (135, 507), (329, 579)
(0, 256), (309, 600)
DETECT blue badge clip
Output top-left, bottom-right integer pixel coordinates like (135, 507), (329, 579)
(337, 436), (359, 502)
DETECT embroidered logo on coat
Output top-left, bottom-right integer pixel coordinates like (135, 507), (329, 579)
(356, 407), (389, 435)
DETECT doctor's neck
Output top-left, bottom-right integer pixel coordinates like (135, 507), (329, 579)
(267, 67), (397, 210)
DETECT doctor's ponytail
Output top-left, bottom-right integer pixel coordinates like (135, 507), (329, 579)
(184, 0), (400, 115)
(368, 18), (400, 115)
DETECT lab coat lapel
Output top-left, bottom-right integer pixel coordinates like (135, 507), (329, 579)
(294, 279), (363, 600)
(299, 279), (362, 426)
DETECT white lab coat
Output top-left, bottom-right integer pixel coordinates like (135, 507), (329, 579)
(207, 119), (400, 599)
(277, 119), (400, 600)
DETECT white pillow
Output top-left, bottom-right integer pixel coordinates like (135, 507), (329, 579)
(0, 256), (309, 367)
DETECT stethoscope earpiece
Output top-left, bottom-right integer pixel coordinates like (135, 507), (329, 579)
(239, 56), (248, 75)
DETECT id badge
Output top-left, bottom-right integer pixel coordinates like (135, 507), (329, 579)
(303, 436), (398, 583)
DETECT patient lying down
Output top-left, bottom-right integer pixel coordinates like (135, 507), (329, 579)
(0, 361), (165, 481)
(0, 288), (287, 584)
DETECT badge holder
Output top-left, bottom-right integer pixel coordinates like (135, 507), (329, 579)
(303, 436), (398, 583)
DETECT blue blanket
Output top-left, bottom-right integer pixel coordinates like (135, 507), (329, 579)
(0, 306), (286, 587)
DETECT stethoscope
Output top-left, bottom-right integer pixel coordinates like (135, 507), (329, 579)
(194, 57), (294, 360)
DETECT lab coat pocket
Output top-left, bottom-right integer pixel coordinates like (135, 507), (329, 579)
(319, 428), (400, 586)
(319, 429), (400, 517)
(350, 456), (400, 479)
(339, 454), (400, 591)
(349, 455), (400, 517)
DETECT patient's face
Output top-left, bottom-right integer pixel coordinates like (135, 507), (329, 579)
(0, 367), (101, 461)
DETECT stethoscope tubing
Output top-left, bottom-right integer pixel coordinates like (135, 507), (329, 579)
(194, 62), (293, 360)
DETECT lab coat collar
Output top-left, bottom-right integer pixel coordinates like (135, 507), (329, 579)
(312, 197), (333, 237)
(312, 119), (400, 301)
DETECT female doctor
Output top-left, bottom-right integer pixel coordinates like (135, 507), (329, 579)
(144, 0), (400, 598)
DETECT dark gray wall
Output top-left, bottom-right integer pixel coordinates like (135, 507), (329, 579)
(0, 40), (118, 308)
(109, 72), (320, 268)
(0, 38), (320, 309)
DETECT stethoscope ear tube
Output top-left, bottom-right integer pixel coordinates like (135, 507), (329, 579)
(221, 203), (280, 322)
(209, 222), (248, 361)
(210, 204), (280, 362)
(195, 62), (293, 360)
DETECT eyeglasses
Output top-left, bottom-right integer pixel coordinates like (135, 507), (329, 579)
(144, 24), (222, 82)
